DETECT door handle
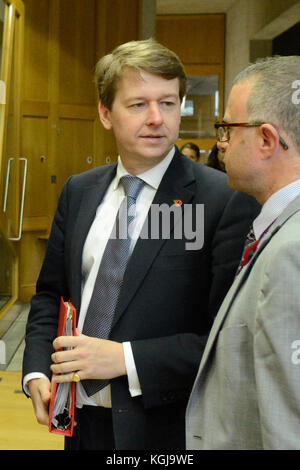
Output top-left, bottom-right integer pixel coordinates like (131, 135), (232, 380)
(8, 157), (28, 241)
(3, 157), (14, 212)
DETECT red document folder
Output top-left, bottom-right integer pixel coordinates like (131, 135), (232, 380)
(49, 297), (76, 436)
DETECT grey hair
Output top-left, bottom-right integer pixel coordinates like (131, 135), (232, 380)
(233, 56), (300, 153)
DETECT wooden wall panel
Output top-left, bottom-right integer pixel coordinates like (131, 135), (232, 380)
(23, 0), (49, 102)
(21, 116), (48, 218)
(59, 0), (97, 105)
(156, 15), (225, 65)
(103, 0), (140, 53)
(56, 118), (95, 195)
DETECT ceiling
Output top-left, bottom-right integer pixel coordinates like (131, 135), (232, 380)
(156, 0), (237, 15)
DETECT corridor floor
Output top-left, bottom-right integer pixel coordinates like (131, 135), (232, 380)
(0, 303), (63, 450)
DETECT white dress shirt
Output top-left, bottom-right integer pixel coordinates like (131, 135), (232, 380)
(253, 179), (300, 241)
(24, 147), (175, 407)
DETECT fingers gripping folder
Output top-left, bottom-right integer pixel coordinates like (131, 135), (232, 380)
(49, 297), (76, 436)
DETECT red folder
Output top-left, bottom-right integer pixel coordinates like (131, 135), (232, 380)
(49, 297), (76, 436)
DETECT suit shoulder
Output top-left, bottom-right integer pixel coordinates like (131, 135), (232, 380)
(229, 190), (261, 214)
(65, 164), (116, 188)
(194, 163), (228, 185)
(192, 163), (234, 202)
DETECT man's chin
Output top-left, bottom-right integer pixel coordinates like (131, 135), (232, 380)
(227, 175), (241, 192)
(227, 176), (255, 199)
(139, 146), (172, 162)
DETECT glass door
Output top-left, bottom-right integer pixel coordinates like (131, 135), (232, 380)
(0, 0), (24, 318)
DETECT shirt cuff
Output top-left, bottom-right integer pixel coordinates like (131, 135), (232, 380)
(23, 372), (48, 396)
(122, 342), (142, 397)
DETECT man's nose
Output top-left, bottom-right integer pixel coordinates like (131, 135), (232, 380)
(217, 140), (228, 152)
(146, 103), (163, 126)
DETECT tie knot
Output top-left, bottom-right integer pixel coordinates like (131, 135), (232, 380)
(246, 225), (256, 244)
(120, 176), (145, 201)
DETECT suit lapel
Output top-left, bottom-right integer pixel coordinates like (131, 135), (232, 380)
(198, 193), (300, 375)
(112, 151), (195, 328)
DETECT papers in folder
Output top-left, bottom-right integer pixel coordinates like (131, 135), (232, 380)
(49, 297), (76, 436)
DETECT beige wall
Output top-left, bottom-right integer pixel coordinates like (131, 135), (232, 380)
(224, 0), (300, 104)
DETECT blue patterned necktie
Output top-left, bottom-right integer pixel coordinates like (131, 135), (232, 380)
(81, 175), (145, 396)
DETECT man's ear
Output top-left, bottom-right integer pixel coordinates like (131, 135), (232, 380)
(259, 123), (280, 159)
(98, 102), (112, 130)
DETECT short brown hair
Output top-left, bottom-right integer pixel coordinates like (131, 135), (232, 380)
(95, 38), (187, 110)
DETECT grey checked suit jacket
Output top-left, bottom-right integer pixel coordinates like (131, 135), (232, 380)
(186, 193), (300, 450)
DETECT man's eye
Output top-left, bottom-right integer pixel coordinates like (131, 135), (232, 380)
(131, 103), (145, 108)
(161, 101), (175, 107)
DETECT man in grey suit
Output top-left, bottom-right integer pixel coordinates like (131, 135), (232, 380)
(186, 55), (300, 450)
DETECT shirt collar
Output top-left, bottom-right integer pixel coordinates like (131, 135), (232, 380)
(113, 146), (176, 191)
(253, 179), (300, 239)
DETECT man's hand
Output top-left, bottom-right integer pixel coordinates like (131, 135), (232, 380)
(28, 377), (51, 426)
(50, 332), (127, 383)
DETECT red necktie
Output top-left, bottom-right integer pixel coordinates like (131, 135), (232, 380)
(236, 225), (257, 275)
(241, 238), (259, 267)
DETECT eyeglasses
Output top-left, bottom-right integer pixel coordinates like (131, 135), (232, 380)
(214, 122), (289, 150)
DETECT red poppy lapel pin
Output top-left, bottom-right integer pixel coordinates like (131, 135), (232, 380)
(241, 239), (260, 267)
(173, 199), (182, 207)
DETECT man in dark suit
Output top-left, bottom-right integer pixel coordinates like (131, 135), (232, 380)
(22, 39), (259, 450)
